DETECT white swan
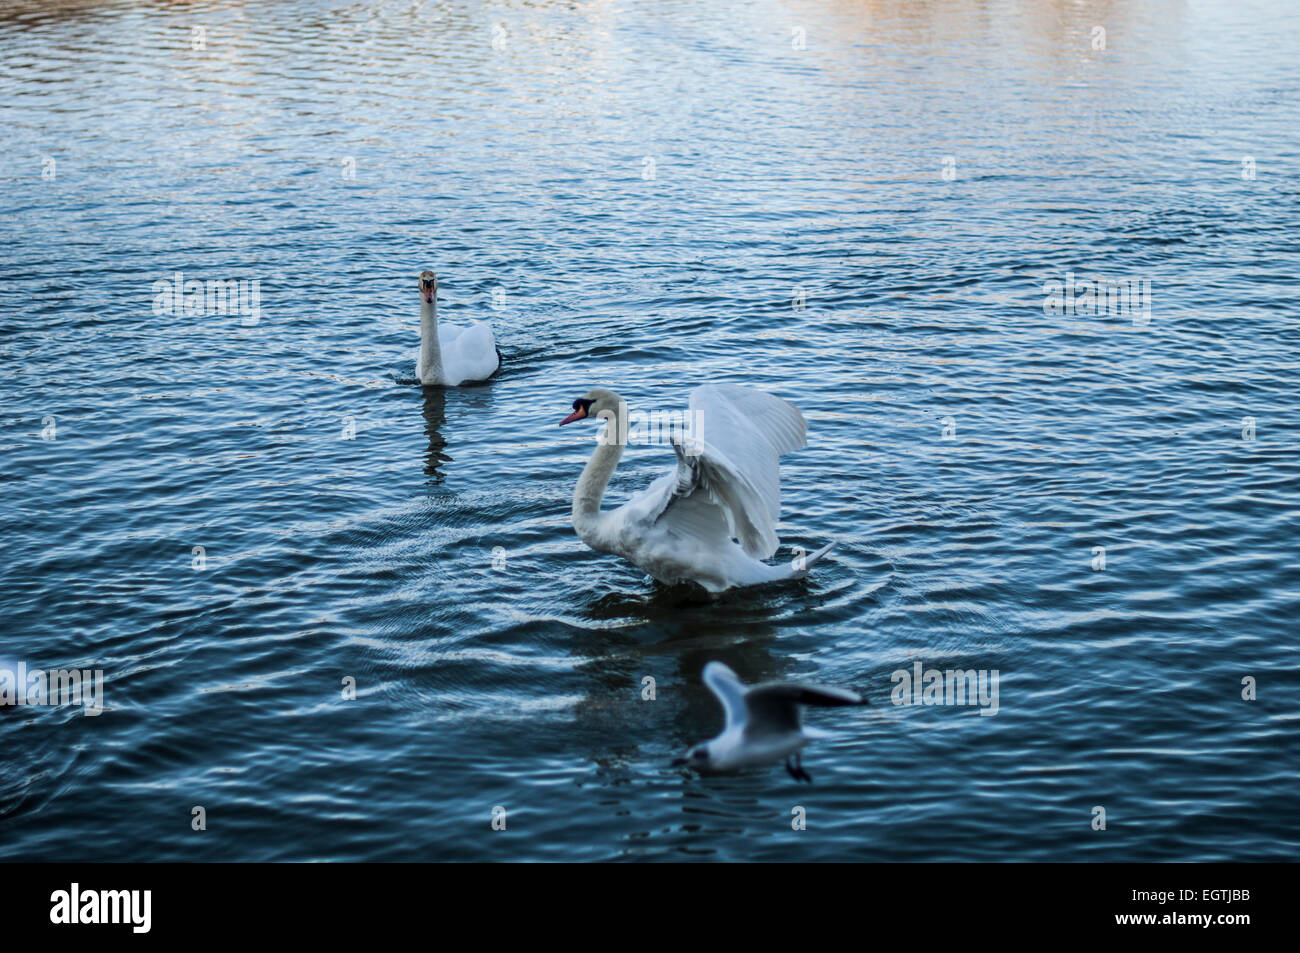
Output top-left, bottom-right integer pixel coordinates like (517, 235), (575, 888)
(558, 383), (834, 593)
(413, 269), (500, 386)
(672, 661), (865, 781)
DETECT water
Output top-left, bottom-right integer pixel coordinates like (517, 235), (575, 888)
(2, 0), (1298, 862)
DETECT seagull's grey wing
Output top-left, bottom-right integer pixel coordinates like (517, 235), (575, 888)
(743, 682), (865, 737)
(702, 661), (749, 731)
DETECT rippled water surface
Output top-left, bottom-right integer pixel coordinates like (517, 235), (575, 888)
(2, 0), (1298, 861)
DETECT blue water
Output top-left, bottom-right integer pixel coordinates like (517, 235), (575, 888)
(2, 0), (1298, 861)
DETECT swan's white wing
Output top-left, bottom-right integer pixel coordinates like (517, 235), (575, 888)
(690, 384), (806, 519)
(440, 321), (499, 385)
(657, 440), (773, 558)
(437, 323), (467, 348)
(648, 385), (806, 559)
(623, 468), (724, 537)
(702, 662), (749, 731)
(692, 384), (808, 455)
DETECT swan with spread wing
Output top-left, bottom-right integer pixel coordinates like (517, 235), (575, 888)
(558, 384), (833, 593)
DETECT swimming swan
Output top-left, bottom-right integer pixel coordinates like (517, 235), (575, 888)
(413, 269), (500, 386)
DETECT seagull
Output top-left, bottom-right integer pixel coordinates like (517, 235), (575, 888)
(674, 661), (866, 782)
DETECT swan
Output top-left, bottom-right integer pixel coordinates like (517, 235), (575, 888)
(558, 383), (834, 593)
(672, 661), (865, 781)
(413, 269), (500, 386)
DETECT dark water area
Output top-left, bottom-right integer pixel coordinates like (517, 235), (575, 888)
(1, 0), (1298, 861)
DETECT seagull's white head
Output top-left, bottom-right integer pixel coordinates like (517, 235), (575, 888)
(559, 388), (622, 426)
(673, 741), (719, 772)
(418, 269), (437, 304)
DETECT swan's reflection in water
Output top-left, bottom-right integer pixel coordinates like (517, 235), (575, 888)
(419, 386), (452, 482)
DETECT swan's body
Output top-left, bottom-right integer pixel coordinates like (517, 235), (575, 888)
(559, 384), (833, 593)
(413, 270), (499, 386)
(676, 662), (866, 781)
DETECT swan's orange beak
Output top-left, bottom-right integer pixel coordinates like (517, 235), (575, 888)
(561, 397), (595, 425)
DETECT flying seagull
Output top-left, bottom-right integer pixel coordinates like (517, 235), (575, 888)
(674, 661), (866, 782)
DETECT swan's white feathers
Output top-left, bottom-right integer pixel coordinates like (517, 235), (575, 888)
(691, 384), (800, 535)
(691, 383), (807, 457)
(415, 320), (498, 386)
(572, 384), (828, 592)
(443, 320), (499, 385)
(649, 385), (806, 560)
(658, 438), (770, 558)
(647, 475), (733, 553)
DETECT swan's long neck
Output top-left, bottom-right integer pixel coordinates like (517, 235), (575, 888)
(572, 410), (627, 550)
(419, 298), (444, 385)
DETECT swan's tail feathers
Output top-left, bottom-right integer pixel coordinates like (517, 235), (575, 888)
(789, 540), (835, 578)
(756, 540), (836, 585)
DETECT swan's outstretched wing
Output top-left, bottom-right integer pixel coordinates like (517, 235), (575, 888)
(702, 662), (749, 731)
(690, 384), (806, 518)
(650, 385), (806, 559)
